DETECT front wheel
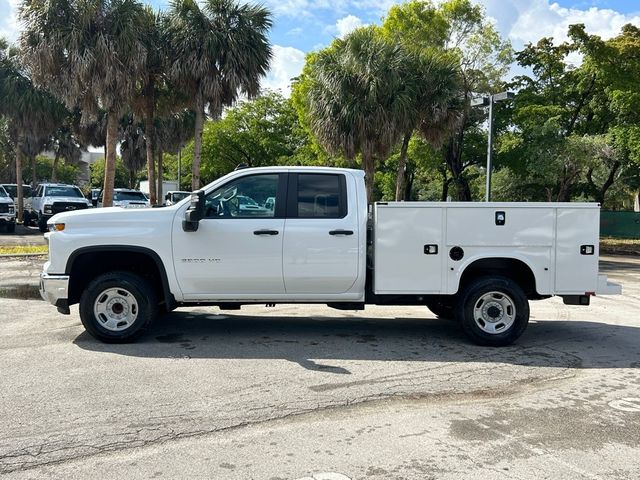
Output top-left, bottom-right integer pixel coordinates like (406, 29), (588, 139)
(37, 213), (47, 232)
(455, 276), (529, 347)
(79, 271), (158, 343)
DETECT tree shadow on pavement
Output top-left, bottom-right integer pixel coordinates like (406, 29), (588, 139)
(73, 311), (640, 372)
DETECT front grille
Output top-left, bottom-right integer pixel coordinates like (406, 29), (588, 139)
(0, 204), (9, 213)
(52, 202), (88, 214)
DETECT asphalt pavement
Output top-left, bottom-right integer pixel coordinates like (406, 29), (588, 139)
(0, 255), (638, 479)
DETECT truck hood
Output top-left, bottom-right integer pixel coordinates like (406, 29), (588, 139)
(50, 205), (177, 226)
(44, 196), (91, 204)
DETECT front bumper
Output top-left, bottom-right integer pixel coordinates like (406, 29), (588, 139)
(39, 273), (70, 308)
(0, 215), (15, 223)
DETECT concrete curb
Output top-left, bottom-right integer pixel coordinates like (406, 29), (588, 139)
(0, 253), (47, 259)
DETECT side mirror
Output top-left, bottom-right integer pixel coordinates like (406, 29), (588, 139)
(182, 190), (205, 232)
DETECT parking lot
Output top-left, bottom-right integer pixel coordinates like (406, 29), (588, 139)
(0, 253), (639, 479)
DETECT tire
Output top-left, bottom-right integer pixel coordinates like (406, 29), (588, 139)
(79, 271), (158, 343)
(6, 222), (15, 233)
(22, 211), (30, 226)
(455, 276), (529, 347)
(426, 297), (455, 319)
(38, 213), (47, 233)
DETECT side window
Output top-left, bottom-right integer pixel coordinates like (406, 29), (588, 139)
(204, 174), (279, 219)
(296, 174), (345, 218)
(35, 186), (43, 197)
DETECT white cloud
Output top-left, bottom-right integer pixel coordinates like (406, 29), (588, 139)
(262, 45), (306, 97)
(335, 14), (365, 38)
(489, 0), (640, 47)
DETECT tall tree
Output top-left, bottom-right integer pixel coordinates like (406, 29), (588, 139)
(382, 0), (512, 200)
(165, 0), (272, 191)
(48, 123), (82, 182)
(294, 27), (418, 200)
(20, 0), (149, 207)
(1, 39), (66, 221)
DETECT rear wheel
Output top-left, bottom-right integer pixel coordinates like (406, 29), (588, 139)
(455, 276), (529, 347)
(79, 271), (158, 343)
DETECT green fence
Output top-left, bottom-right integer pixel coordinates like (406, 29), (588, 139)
(601, 211), (640, 239)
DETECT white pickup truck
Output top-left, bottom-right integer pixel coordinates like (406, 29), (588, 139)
(40, 166), (621, 346)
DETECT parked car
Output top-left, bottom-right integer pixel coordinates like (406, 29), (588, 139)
(0, 185), (16, 233)
(97, 189), (150, 209)
(29, 183), (91, 232)
(164, 191), (190, 206)
(89, 188), (101, 207)
(0, 183), (31, 211)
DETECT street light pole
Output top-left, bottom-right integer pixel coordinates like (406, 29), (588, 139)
(471, 91), (514, 202)
(485, 94), (494, 202)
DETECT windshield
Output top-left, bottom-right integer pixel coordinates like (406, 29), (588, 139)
(114, 191), (147, 201)
(0, 187), (8, 198)
(3, 185), (32, 198)
(46, 186), (84, 198)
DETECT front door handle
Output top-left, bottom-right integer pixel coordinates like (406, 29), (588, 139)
(253, 229), (279, 236)
(329, 229), (354, 236)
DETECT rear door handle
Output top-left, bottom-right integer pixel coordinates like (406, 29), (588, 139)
(253, 229), (279, 236)
(329, 229), (354, 236)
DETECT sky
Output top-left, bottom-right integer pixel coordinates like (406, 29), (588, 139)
(2, 0), (640, 95)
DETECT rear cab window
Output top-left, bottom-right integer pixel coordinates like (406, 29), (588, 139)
(288, 173), (347, 218)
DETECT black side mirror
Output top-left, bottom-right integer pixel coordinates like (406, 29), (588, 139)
(182, 190), (205, 232)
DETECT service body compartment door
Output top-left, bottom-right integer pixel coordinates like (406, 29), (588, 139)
(555, 207), (599, 293)
(282, 173), (360, 294)
(374, 205), (443, 294)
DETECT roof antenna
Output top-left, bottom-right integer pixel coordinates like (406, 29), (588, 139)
(234, 163), (249, 171)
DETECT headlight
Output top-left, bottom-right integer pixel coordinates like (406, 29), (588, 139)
(44, 204), (52, 214)
(8, 206), (14, 214)
(49, 223), (65, 232)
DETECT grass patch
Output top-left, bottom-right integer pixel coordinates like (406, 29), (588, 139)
(600, 237), (640, 255)
(0, 245), (48, 255)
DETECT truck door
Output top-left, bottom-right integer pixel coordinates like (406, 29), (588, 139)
(282, 173), (359, 294)
(173, 173), (286, 298)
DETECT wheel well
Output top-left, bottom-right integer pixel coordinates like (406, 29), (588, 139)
(459, 257), (537, 297)
(66, 248), (172, 308)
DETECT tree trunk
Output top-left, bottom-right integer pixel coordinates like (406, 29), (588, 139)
(157, 146), (164, 205)
(15, 140), (23, 223)
(102, 111), (118, 208)
(444, 122), (472, 201)
(52, 152), (60, 182)
(596, 161), (621, 207)
(31, 156), (37, 188)
(144, 116), (157, 206)
(362, 150), (375, 202)
(192, 92), (205, 191)
(395, 132), (412, 201)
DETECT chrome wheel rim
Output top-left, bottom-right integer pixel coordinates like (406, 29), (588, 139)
(93, 287), (139, 332)
(473, 291), (516, 335)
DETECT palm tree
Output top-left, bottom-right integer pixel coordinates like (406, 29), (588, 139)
(299, 27), (417, 200)
(1, 39), (66, 222)
(165, 0), (272, 191)
(48, 124), (83, 182)
(393, 51), (461, 200)
(20, 0), (149, 207)
(120, 116), (147, 188)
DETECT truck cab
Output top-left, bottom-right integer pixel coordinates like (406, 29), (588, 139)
(39, 166), (621, 346)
